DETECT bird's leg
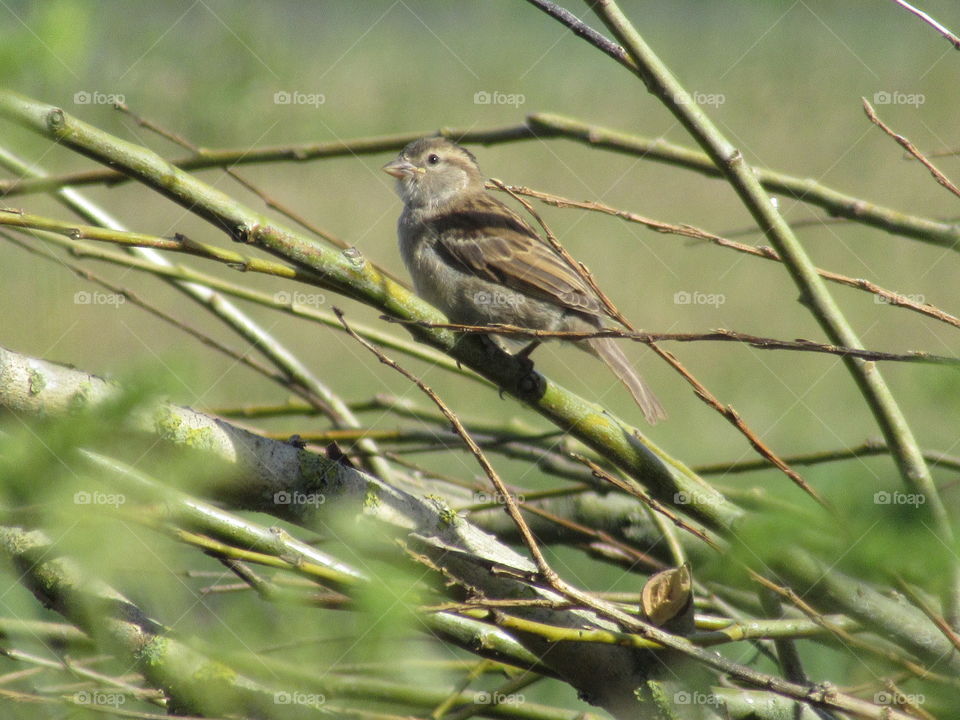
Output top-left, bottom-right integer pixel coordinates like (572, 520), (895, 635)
(515, 340), (541, 361)
(504, 340), (540, 379)
(514, 341), (546, 400)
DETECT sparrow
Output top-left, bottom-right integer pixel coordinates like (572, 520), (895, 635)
(382, 137), (665, 424)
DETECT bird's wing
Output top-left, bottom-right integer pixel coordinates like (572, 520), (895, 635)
(426, 193), (604, 316)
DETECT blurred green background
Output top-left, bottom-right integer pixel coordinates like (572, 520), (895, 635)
(1, 2), (959, 713)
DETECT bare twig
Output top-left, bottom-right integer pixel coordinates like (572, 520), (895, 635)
(863, 98), (960, 199)
(572, 454), (720, 550)
(648, 346), (829, 508)
(333, 307), (556, 582)
(487, 177), (630, 327)
(694, 439), (960, 475)
(894, 576), (960, 654)
(382, 317), (960, 366)
(890, 0), (960, 49)
(516, 502), (665, 571)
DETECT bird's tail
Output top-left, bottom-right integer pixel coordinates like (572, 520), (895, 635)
(587, 337), (666, 424)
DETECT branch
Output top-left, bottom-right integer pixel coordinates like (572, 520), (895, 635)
(382, 318), (960, 366)
(694, 439), (960, 476)
(333, 307), (556, 581)
(863, 98), (960, 200)
(891, 0), (960, 49)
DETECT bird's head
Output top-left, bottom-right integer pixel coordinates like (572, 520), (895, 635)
(383, 137), (483, 209)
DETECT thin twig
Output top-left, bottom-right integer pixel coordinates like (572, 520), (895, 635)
(517, 502), (666, 571)
(694, 440), (960, 475)
(649, 346), (829, 508)
(572, 454), (720, 550)
(863, 98), (960, 199)
(893, 576), (960, 654)
(382, 317), (960, 366)
(753, 573), (947, 682)
(487, 177), (629, 327)
(333, 307), (556, 582)
(890, 0), (960, 49)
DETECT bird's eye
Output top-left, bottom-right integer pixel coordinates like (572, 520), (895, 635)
(427, 153), (440, 165)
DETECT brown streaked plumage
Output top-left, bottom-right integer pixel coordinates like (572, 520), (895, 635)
(383, 137), (665, 423)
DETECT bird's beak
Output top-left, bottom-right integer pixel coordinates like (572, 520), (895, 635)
(382, 158), (423, 178)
